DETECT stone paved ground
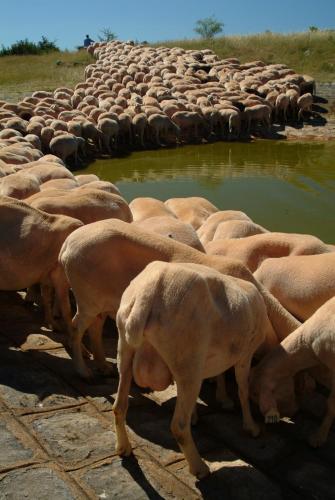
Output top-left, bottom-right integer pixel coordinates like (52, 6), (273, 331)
(0, 291), (334, 499)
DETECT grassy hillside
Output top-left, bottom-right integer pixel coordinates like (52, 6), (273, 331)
(0, 31), (334, 102)
(0, 50), (92, 101)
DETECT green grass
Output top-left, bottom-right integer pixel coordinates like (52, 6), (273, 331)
(0, 31), (334, 102)
(154, 31), (335, 82)
(0, 50), (92, 101)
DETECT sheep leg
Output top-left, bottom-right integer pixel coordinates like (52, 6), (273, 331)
(40, 283), (57, 330)
(88, 313), (115, 376)
(171, 374), (210, 479)
(139, 129), (144, 148)
(25, 284), (41, 305)
(50, 267), (90, 358)
(104, 135), (111, 154)
(194, 124), (198, 141)
(309, 374), (335, 447)
(139, 130), (145, 148)
(113, 337), (134, 456)
(72, 311), (95, 379)
(154, 128), (160, 146)
(235, 356), (260, 437)
(215, 373), (234, 410)
(50, 265), (73, 337)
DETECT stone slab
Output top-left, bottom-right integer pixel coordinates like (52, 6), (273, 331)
(72, 450), (196, 499)
(168, 450), (294, 500)
(0, 413), (44, 472)
(275, 414), (335, 467)
(276, 455), (335, 500)
(20, 330), (67, 352)
(24, 406), (117, 469)
(36, 348), (119, 412)
(116, 407), (218, 466)
(0, 347), (83, 414)
(200, 412), (295, 468)
(0, 466), (83, 500)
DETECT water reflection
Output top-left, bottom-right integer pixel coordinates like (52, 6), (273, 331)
(77, 140), (335, 242)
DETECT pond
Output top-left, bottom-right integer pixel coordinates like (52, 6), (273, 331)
(77, 140), (335, 243)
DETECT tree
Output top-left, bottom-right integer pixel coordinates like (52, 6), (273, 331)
(194, 16), (224, 39)
(309, 26), (319, 32)
(98, 28), (117, 42)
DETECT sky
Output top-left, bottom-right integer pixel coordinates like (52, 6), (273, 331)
(1, 0), (334, 51)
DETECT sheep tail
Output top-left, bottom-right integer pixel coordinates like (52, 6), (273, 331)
(116, 284), (158, 349)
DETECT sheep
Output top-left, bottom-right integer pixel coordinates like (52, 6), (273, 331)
(0, 196), (83, 329)
(29, 189), (132, 226)
(297, 93), (314, 121)
(114, 260), (273, 478)
(165, 197), (218, 230)
(49, 134), (86, 164)
(97, 118), (119, 153)
(252, 296), (335, 448)
(275, 93), (290, 123)
(129, 197), (176, 221)
(243, 104), (271, 133)
(58, 219), (300, 379)
(147, 114), (179, 146)
(205, 232), (333, 272)
(133, 216), (205, 251)
(0, 171), (41, 199)
(197, 210), (253, 245)
(212, 220), (269, 241)
(254, 253), (335, 321)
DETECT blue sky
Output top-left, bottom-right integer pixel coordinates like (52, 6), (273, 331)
(1, 0), (334, 50)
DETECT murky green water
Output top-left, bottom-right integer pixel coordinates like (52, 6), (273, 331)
(78, 140), (335, 242)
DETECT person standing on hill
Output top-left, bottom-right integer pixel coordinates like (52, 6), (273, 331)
(84, 35), (94, 48)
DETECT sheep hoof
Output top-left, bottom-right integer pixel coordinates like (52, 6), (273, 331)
(191, 410), (198, 426)
(81, 345), (92, 359)
(50, 319), (63, 332)
(98, 362), (117, 377)
(245, 422), (261, 438)
(78, 365), (94, 381)
(116, 442), (132, 457)
(220, 397), (235, 411)
(192, 461), (210, 480)
(309, 431), (326, 448)
(265, 409), (280, 424)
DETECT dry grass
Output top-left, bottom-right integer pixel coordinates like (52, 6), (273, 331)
(0, 50), (92, 101)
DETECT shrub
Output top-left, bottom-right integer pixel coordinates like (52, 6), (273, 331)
(0, 36), (59, 56)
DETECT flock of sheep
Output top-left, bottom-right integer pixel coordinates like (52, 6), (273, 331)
(0, 41), (333, 480)
(0, 40), (316, 164)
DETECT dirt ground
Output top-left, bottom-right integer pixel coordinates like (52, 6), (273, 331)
(0, 290), (334, 500)
(276, 90), (335, 142)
